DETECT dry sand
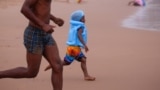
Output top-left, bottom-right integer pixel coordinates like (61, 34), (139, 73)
(0, 0), (160, 90)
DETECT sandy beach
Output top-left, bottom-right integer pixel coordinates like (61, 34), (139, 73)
(0, 0), (160, 90)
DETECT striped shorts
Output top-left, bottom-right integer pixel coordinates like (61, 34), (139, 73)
(24, 25), (55, 54)
(64, 46), (86, 64)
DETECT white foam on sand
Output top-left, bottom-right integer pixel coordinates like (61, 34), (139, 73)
(122, 0), (160, 32)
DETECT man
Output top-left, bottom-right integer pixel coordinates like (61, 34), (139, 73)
(0, 0), (64, 90)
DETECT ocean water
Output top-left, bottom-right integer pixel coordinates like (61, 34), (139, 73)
(122, 0), (160, 32)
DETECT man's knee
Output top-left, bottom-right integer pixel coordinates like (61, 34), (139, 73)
(26, 70), (39, 78)
(26, 72), (38, 78)
(51, 61), (63, 73)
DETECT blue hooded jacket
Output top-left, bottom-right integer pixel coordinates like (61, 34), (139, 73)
(66, 10), (87, 48)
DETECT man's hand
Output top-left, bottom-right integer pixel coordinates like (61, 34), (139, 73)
(42, 24), (56, 33)
(53, 17), (64, 27)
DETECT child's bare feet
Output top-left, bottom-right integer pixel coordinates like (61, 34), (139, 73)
(84, 76), (96, 81)
(44, 65), (51, 71)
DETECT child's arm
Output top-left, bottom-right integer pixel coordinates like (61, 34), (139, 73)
(78, 28), (89, 52)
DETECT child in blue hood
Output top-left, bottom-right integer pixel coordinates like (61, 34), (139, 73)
(45, 10), (95, 81)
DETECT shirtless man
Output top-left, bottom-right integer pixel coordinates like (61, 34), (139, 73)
(0, 0), (64, 90)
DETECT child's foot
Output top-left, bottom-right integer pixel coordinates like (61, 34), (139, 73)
(84, 76), (96, 81)
(44, 65), (51, 71)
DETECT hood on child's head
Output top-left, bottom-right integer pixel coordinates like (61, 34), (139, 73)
(71, 10), (84, 21)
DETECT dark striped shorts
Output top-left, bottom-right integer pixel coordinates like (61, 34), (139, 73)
(24, 25), (55, 54)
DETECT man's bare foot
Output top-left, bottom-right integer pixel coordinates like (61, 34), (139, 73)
(84, 76), (96, 81)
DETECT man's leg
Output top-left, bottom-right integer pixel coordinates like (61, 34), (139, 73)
(44, 60), (68, 71)
(0, 52), (42, 78)
(80, 57), (95, 81)
(43, 44), (63, 90)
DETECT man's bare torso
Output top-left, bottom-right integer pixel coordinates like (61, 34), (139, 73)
(30, 0), (52, 27)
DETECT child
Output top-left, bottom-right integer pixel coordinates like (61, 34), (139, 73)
(45, 10), (95, 81)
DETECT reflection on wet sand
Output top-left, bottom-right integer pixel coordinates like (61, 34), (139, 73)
(0, 0), (22, 9)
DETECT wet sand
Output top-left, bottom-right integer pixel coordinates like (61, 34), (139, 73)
(0, 0), (160, 90)
(123, 0), (160, 31)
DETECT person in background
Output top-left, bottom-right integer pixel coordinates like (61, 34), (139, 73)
(128, 0), (146, 6)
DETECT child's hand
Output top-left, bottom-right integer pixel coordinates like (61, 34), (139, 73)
(84, 45), (89, 52)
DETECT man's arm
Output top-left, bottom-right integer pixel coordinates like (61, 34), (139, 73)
(21, 0), (45, 27)
(50, 14), (64, 27)
(21, 0), (54, 33)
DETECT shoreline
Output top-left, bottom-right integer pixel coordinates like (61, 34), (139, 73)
(122, 0), (160, 32)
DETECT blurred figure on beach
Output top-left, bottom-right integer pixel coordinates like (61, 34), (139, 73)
(54, 0), (82, 3)
(0, 0), (64, 90)
(77, 0), (82, 3)
(45, 10), (95, 81)
(54, 0), (69, 3)
(128, 0), (146, 6)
